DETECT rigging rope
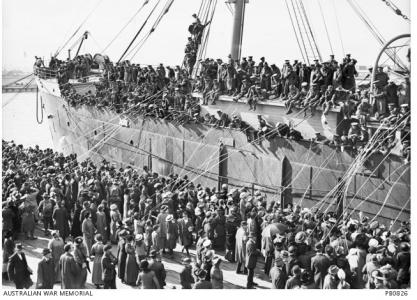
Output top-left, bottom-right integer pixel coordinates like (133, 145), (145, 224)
(299, 0), (322, 61)
(118, 0), (163, 63)
(294, 0), (317, 62)
(317, 0), (334, 55)
(54, 0), (104, 58)
(285, 0), (308, 64)
(346, 0), (408, 70)
(290, 0), (311, 64)
(129, 0), (175, 61)
(332, 0), (345, 56)
(381, 0), (410, 21)
(101, 0), (151, 53)
(369, 166), (410, 223)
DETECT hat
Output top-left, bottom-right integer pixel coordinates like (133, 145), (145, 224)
(368, 238), (379, 248)
(295, 231), (306, 244)
(110, 204), (118, 211)
(74, 236), (83, 244)
(315, 242), (323, 251)
(203, 239), (212, 248)
(213, 256), (222, 264)
(288, 246), (296, 255)
(328, 265), (339, 275)
(166, 215), (173, 222)
(274, 257), (285, 267)
(194, 268), (207, 279)
(135, 234), (144, 241)
(64, 244), (72, 252)
(195, 207), (202, 216)
(273, 234), (286, 244)
(351, 122), (359, 127)
(197, 190), (206, 199)
(301, 82), (308, 87)
(280, 250), (289, 258)
(292, 265), (301, 275)
(335, 245), (345, 256)
(42, 248), (51, 255)
(149, 249), (157, 258)
(103, 244), (112, 251)
(182, 257), (191, 264)
(119, 229), (128, 237)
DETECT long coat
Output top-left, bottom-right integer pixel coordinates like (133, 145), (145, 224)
(311, 253), (331, 289)
(7, 252), (33, 289)
(149, 259), (166, 288)
(235, 227), (247, 264)
(73, 244), (88, 288)
(91, 242), (104, 285)
(82, 218), (95, 256)
(124, 242), (138, 285)
(48, 238), (65, 282)
(245, 239), (257, 269)
(178, 218), (193, 247)
(36, 258), (55, 289)
(96, 212), (107, 244)
(166, 221), (179, 250)
(116, 239), (127, 281)
(59, 252), (80, 289)
(179, 265), (194, 289)
(52, 207), (70, 240)
(101, 252), (117, 282)
(110, 210), (121, 244)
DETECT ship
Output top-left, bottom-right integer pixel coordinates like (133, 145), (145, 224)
(34, 0), (410, 227)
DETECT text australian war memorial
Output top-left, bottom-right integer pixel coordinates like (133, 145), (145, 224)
(2, 0), (411, 290)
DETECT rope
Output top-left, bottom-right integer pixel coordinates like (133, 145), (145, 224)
(36, 85), (44, 124)
(54, 0), (104, 58)
(285, 0), (307, 64)
(369, 165), (410, 223)
(294, 0), (316, 62)
(101, 0), (151, 53)
(290, 0), (311, 64)
(299, 0), (322, 61)
(118, 0), (163, 63)
(129, 0), (175, 61)
(317, 0), (334, 55)
(2, 77), (35, 108)
(391, 198), (410, 228)
(347, 0), (408, 71)
(332, 0), (345, 56)
(2, 73), (34, 87)
(193, 0), (218, 76)
(381, 0), (410, 21)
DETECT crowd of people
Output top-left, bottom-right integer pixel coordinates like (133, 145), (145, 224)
(32, 14), (411, 159)
(2, 140), (411, 289)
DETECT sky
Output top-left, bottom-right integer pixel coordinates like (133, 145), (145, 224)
(2, 0), (411, 72)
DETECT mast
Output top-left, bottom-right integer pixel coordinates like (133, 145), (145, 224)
(229, 0), (248, 61)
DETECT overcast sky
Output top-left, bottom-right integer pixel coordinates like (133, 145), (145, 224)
(2, 0), (410, 72)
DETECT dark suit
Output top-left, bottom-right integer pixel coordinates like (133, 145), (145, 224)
(36, 258), (55, 289)
(245, 239), (257, 287)
(7, 252), (32, 289)
(311, 253), (331, 289)
(270, 266), (287, 289)
(59, 252), (80, 289)
(148, 260), (166, 288)
(102, 252), (117, 289)
(179, 265), (194, 289)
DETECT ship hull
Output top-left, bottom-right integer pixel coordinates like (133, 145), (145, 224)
(36, 78), (410, 228)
